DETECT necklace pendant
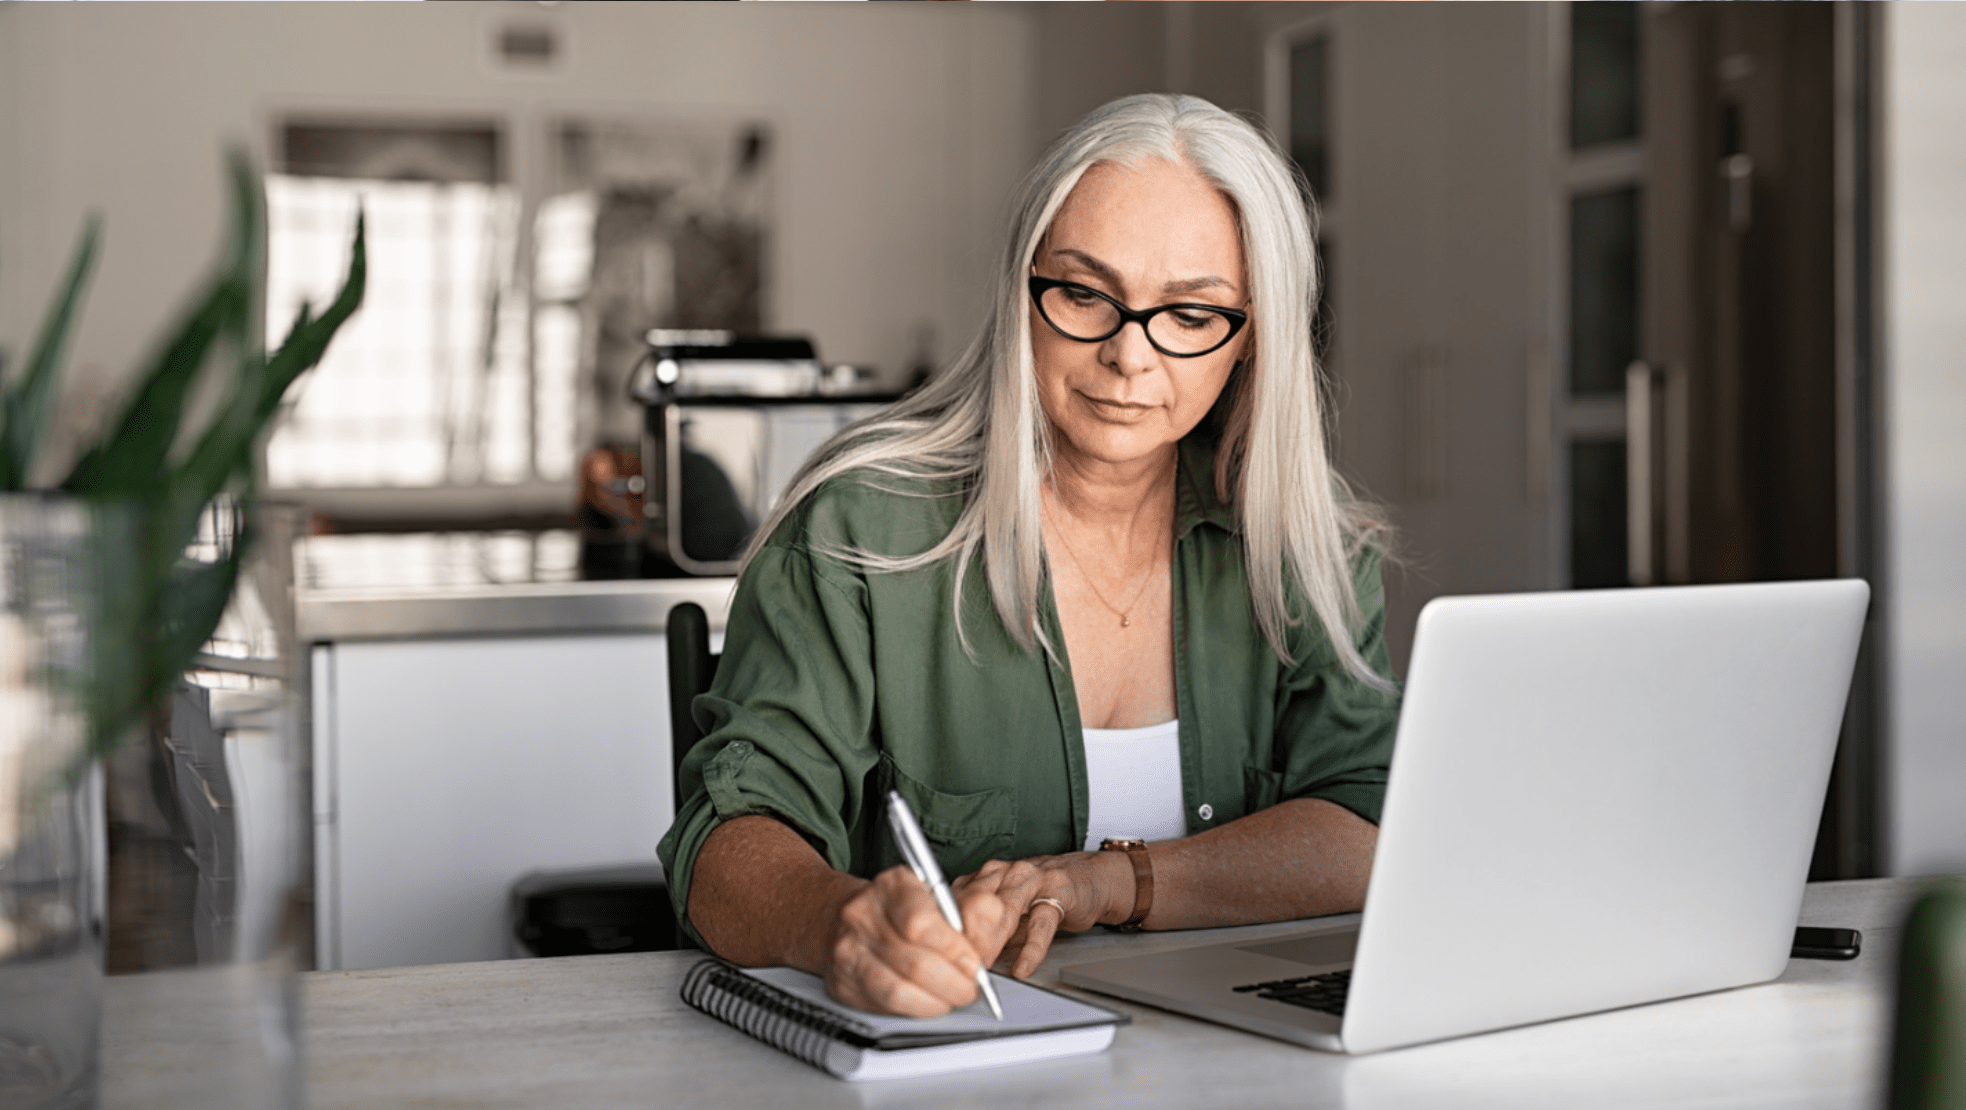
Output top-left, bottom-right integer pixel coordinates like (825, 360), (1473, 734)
(1121, 615), (1131, 628)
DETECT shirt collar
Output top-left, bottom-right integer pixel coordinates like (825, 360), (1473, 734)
(1175, 433), (1238, 540)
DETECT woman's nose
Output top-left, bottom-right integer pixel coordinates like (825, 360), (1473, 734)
(1099, 319), (1159, 377)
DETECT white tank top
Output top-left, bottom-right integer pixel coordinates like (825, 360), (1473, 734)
(1081, 719), (1187, 851)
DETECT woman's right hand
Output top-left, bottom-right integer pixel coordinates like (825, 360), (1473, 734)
(688, 817), (1021, 1017)
(820, 864), (1017, 1018)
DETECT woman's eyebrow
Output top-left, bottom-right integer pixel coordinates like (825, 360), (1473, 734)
(1048, 249), (1123, 285)
(1048, 248), (1239, 297)
(1162, 275), (1237, 296)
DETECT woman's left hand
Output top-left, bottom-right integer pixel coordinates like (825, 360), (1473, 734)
(953, 851), (1135, 979)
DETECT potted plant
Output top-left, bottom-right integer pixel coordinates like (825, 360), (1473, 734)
(0, 151), (364, 1110)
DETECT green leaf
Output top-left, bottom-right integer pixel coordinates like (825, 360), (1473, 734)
(276, 302), (316, 361)
(0, 217), (100, 489)
(50, 150), (363, 766)
(165, 207), (363, 561)
(63, 151), (265, 499)
(260, 210), (365, 417)
(156, 514), (251, 671)
(62, 278), (247, 498)
(221, 148), (266, 326)
(166, 338), (268, 544)
(80, 508), (251, 765)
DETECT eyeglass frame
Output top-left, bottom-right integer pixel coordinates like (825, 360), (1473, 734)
(1027, 276), (1250, 359)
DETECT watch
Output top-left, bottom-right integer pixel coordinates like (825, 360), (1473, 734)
(1099, 838), (1154, 932)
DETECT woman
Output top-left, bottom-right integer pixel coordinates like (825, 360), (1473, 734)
(656, 94), (1398, 1018)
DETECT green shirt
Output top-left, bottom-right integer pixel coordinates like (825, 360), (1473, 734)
(656, 435), (1401, 942)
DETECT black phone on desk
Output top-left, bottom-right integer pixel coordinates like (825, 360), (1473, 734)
(1792, 926), (1862, 960)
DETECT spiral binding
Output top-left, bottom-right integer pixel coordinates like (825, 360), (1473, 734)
(680, 959), (881, 1073)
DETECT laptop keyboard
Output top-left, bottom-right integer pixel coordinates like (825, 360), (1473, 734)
(1232, 969), (1352, 1016)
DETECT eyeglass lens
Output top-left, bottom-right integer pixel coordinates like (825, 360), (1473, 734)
(1037, 283), (1237, 357)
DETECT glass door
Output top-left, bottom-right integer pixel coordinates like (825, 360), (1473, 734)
(1562, 2), (1873, 876)
(1559, 2), (1644, 590)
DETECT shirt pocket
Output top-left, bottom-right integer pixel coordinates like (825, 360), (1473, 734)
(877, 752), (1019, 878)
(1243, 764), (1284, 813)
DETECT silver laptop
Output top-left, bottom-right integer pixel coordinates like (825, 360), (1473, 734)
(1060, 580), (1869, 1054)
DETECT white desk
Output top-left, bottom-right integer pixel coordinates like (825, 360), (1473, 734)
(103, 877), (1929, 1109)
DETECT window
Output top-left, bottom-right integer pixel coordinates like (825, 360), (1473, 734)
(1567, 184), (1641, 397)
(1557, 2), (1645, 587)
(1288, 35), (1331, 201)
(1570, 1), (1642, 148)
(267, 122), (533, 492)
(1269, 23), (1338, 366)
(267, 172), (531, 488)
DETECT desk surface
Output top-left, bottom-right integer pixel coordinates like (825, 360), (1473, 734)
(104, 877), (1928, 1109)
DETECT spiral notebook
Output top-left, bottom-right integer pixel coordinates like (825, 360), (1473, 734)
(680, 959), (1128, 1081)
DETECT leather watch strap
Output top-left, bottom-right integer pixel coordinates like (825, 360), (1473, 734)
(1099, 838), (1154, 932)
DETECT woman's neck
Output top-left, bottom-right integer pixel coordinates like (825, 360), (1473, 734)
(1043, 442), (1179, 541)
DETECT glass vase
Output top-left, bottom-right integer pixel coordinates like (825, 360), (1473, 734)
(97, 502), (309, 1109)
(0, 498), (107, 1110)
(0, 498), (310, 1110)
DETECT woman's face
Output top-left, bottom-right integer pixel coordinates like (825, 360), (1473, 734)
(1030, 157), (1249, 474)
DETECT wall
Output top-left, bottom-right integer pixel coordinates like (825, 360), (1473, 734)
(1883, 4), (1966, 876)
(1031, 3), (1163, 147)
(0, 3), (1036, 477)
(1030, 2), (1269, 143)
(0, 10), (24, 359)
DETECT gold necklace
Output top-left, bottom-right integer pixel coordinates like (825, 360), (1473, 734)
(1044, 506), (1162, 629)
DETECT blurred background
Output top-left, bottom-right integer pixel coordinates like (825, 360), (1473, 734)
(0, 1), (1959, 972)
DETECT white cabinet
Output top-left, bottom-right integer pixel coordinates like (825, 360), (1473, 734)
(313, 634), (678, 970)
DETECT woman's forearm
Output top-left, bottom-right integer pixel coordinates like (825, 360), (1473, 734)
(1142, 797), (1377, 930)
(687, 814), (866, 972)
(965, 797), (1378, 978)
(688, 800), (1372, 975)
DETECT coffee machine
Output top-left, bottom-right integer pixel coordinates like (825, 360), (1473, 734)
(624, 330), (896, 577)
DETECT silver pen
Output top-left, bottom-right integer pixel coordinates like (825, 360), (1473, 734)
(884, 789), (1005, 1021)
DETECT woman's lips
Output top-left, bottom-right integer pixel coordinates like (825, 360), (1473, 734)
(1077, 392), (1157, 421)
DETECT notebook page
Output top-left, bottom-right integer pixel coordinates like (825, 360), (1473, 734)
(738, 966), (1120, 1040)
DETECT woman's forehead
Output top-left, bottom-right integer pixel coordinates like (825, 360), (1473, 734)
(1041, 158), (1245, 291)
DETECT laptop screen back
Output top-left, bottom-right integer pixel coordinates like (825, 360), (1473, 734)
(1341, 580), (1868, 1053)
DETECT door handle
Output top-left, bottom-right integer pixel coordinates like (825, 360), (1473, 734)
(1721, 153), (1754, 233)
(1627, 361), (1664, 586)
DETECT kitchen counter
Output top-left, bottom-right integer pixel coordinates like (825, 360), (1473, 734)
(294, 531), (736, 641)
(294, 530), (737, 970)
(298, 577), (737, 641)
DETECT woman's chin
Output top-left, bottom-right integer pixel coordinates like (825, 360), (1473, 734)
(1051, 423), (1183, 473)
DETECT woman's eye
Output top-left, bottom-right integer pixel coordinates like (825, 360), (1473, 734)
(1169, 309), (1219, 331)
(1062, 286), (1102, 306)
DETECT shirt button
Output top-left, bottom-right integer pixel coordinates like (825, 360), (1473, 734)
(1197, 803), (1214, 821)
(729, 741), (752, 755)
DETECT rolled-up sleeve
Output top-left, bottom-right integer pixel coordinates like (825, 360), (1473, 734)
(1273, 548), (1402, 825)
(656, 536), (879, 944)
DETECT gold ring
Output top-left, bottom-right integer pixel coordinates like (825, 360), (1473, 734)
(1029, 896), (1066, 918)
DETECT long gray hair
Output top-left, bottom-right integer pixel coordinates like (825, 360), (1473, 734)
(745, 93), (1393, 689)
